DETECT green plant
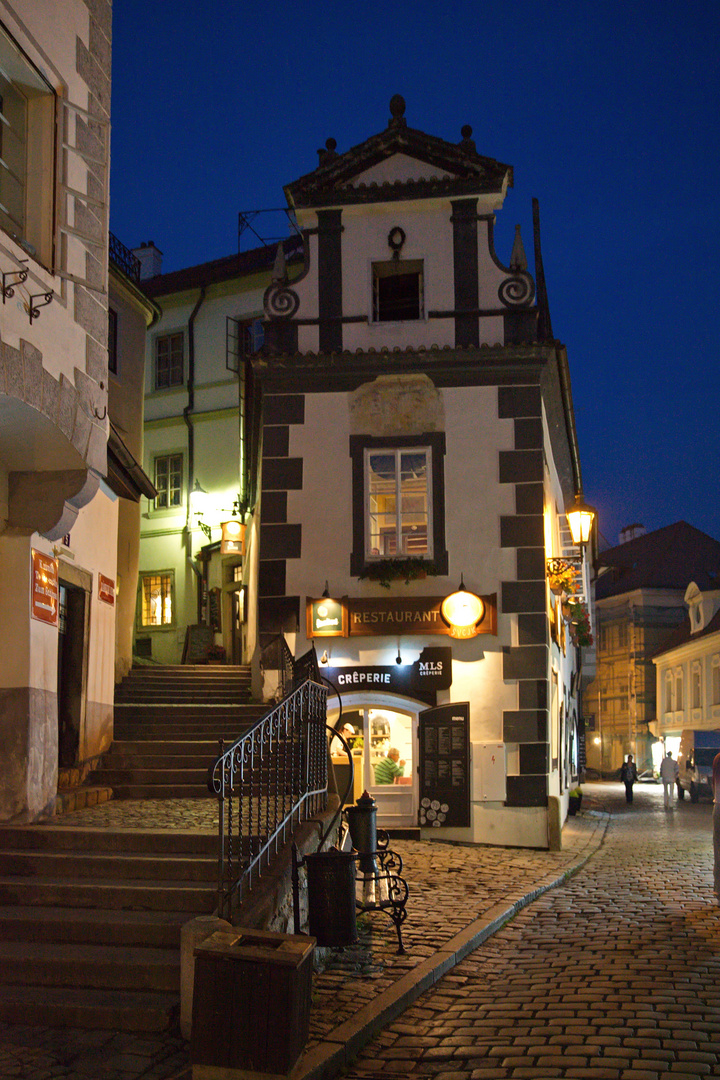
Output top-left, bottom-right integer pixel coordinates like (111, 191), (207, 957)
(358, 557), (438, 589)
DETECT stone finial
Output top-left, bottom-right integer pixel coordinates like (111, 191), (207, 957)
(460, 124), (476, 153)
(317, 137), (338, 167)
(389, 94), (407, 128)
(509, 224), (528, 272)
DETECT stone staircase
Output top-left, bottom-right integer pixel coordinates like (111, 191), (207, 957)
(0, 664), (267, 1032)
(99, 665), (267, 798)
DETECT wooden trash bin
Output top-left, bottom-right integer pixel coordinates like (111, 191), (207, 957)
(191, 928), (315, 1079)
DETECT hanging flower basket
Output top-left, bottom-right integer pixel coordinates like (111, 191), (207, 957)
(566, 599), (593, 648)
(546, 558), (578, 597)
(358, 557), (438, 589)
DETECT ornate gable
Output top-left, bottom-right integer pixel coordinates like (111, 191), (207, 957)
(284, 95), (513, 210)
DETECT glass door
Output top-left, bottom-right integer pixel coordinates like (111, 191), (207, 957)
(330, 705), (417, 828)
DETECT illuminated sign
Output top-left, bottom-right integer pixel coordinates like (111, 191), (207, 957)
(307, 597), (348, 638)
(307, 596), (496, 638)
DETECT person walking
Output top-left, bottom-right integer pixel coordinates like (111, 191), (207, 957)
(659, 751), (680, 809)
(620, 753), (638, 804)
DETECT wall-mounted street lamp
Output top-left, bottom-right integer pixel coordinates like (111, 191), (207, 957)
(441, 575), (485, 639)
(190, 479), (212, 540)
(566, 493), (596, 547)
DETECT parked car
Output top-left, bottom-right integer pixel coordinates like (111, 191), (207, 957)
(677, 730), (720, 802)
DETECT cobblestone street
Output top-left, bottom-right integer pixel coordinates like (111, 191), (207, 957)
(343, 781), (720, 1079)
(0, 781), (716, 1079)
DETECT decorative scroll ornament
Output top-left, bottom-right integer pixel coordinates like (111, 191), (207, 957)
(263, 283), (300, 319)
(498, 272), (535, 307)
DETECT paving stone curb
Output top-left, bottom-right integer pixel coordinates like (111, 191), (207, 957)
(291, 811), (610, 1080)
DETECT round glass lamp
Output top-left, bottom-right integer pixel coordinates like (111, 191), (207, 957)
(441, 579), (484, 636)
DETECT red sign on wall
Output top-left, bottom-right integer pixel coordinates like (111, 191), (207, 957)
(98, 574), (115, 605)
(31, 550), (59, 625)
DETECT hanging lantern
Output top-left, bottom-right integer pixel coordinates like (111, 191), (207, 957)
(565, 493), (596, 546)
(220, 519), (245, 554)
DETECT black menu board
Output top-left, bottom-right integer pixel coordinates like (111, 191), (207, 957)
(418, 702), (470, 828)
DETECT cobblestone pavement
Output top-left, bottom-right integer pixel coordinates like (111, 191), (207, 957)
(1, 781), (709, 1080)
(342, 781), (720, 1079)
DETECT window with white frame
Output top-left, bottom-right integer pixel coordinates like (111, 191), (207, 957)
(713, 656), (720, 705)
(0, 23), (55, 265)
(692, 663), (702, 710)
(676, 671), (684, 711)
(372, 260), (423, 322)
(155, 332), (184, 389)
(665, 671), (674, 714)
(366, 447), (430, 558)
(139, 572), (174, 627)
(349, 433), (448, 577)
(153, 453), (183, 509)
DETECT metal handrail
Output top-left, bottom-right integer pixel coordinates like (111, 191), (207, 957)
(209, 678), (328, 921)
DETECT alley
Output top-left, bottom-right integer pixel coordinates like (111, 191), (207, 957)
(344, 781), (720, 1079)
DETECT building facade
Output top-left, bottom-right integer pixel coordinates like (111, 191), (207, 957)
(652, 580), (720, 754)
(0, 0), (115, 820)
(135, 240), (302, 673)
(583, 522), (720, 774)
(254, 97), (591, 846)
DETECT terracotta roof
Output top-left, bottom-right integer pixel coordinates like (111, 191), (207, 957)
(595, 521), (720, 600)
(285, 95), (513, 210)
(141, 235), (304, 297)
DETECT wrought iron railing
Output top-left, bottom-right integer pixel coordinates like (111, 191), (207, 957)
(209, 677), (328, 921)
(109, 232), (141, 282)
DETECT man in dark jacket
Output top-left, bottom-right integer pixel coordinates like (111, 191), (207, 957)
(620, 754), (638, 804)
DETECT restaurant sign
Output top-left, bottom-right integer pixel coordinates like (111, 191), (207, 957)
(307, 595), (496, 639)
(327, 647), (453, 695)
(31, 550), (59, 626)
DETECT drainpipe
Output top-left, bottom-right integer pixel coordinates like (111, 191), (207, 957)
(184, 287), (207, 609)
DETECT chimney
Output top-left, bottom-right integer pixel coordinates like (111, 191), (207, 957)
(619, 523), (646, 545)
(131, 241), (163, 280)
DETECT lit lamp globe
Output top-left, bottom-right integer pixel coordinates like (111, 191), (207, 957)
(441, 581), (484, 639)
(566, 494), (596, 546)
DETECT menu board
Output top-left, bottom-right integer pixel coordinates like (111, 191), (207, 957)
(418, 702), (470, 828)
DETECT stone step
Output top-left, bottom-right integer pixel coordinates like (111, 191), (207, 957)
(0, 984), (178, 1032)
(92, 768), (211, 786)
(127, 660), (252, 669)
(102, 784), (214, 799)
(0, 941), (179, 992)
(0, 876), (217, 913)
(0, 826), (218, 854)
(114, 695), (250, 704)
(110, 740), (220, 756)
(0, 849), (217, 883)
(0, 905), (189, 947)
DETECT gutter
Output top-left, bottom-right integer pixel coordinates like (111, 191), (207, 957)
(184, 285), (207, 529)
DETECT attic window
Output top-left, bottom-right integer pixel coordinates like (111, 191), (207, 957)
(372, 259), (423, 322)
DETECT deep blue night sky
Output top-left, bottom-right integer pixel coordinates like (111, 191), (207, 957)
(109, 0), (720, 548)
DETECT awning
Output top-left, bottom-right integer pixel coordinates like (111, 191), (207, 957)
(106, 423), (157, 502)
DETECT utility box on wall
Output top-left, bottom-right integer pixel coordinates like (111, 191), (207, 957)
(472, 743), (506, 801)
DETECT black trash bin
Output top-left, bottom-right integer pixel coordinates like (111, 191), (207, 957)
(191, 927), (315, 1078)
